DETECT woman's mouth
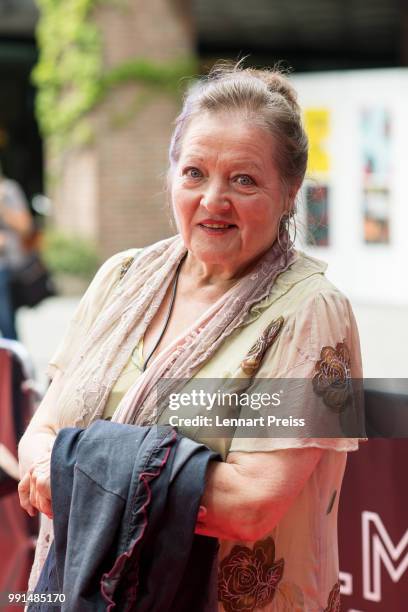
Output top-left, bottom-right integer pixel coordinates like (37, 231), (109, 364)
(198, 222), (237, 234)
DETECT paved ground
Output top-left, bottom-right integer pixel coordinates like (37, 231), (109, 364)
(16, 296), (408, 395)
(17, 296), (80, 391)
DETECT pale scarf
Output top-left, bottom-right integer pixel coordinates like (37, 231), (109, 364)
(28, 232), (297, 592)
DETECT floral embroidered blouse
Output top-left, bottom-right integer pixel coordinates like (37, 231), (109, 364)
(31, 247), (366, 612)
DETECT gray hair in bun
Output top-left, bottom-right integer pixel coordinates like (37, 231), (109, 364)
(168, 59), (308, 206)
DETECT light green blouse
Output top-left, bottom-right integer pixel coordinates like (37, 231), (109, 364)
(102, 337), (145, 419)
(48, 246), (365, 611)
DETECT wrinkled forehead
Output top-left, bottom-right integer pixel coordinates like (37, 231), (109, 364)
(176, 111), (277, 166)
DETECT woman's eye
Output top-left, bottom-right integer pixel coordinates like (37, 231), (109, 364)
(184, 167), (202, 179)
(235, 174), (255, 186)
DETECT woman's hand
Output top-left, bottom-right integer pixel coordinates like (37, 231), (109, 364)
(18, 449), (53, 519)
(17, 370), (64, 520)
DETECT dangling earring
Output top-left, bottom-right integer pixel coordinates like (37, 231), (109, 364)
(277, 211), (297, 255)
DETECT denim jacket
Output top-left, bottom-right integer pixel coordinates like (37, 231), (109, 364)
(29, 420), (220, 611)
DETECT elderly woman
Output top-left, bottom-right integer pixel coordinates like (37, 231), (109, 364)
(18, 63), (365, 611)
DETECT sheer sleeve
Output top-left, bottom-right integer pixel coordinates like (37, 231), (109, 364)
(229, 288), (367, 453)
(47, 248), (140, 379)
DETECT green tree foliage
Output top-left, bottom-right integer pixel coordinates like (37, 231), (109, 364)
(41, 228), (100, 279)
(32, 0), (197, 146)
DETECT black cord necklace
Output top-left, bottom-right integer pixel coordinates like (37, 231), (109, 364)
(133, 253), (186, 372)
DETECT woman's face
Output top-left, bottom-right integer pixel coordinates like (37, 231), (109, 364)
(171, 112), (289, 277)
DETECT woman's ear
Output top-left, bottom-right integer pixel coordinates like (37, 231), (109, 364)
(288, 179), (302, 212)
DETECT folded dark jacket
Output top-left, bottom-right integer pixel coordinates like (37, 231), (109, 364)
(29, 421), (221, 611)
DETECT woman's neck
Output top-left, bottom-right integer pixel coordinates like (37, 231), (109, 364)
(182, 247), (272, 292)
(181, 252), (242, 293)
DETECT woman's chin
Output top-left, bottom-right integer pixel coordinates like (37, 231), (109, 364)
(188, 235), (240, 259)
(189, 245), (238, 267)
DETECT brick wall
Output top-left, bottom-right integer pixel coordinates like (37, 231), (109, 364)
(51, 0), (195, 260)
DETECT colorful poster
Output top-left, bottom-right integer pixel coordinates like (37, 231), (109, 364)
(361, 109), (391, 244)
(304, 108), (331, 175)
(362, 186), (390, 244)
(305, 184), (329, 246)
(304, 108), (331, 246)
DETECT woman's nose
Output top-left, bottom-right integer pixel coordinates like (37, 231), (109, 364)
(200, 182), (231, 213)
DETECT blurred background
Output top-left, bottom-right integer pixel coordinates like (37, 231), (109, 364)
(0, 2), (407, 610)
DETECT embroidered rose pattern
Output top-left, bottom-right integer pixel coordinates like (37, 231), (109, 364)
(313, 342), (352, 412)
(324, 580), (341, 612)
(218, 537), (284, 611)
(241, 317), (284, 376)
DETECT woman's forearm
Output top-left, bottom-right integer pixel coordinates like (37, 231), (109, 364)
(18, 370), (64, 478)
(195, 447), (323, 542)
(195, 461), (269, 541)
(18, 429), (56, 479)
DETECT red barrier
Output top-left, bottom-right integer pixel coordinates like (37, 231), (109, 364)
(339, 439), (408, 611)
(0, 349), (37, 612)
